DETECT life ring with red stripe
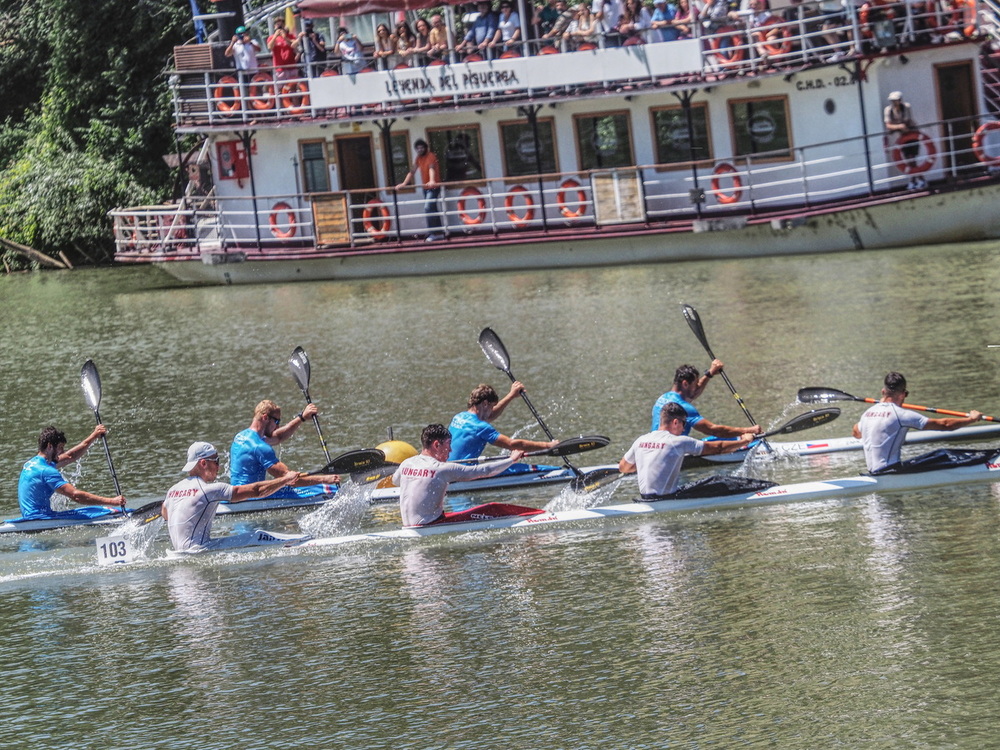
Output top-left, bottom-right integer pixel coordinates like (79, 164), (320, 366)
(754, 16), (793, 56)
(249, 73), (274, 110)
(362, 199), (391, 236)
(269, 202), (297, 239)
(538, 45), (560, 55)
(557, 179), (587, 218)
(889, 131), (936, 174)
(708, 26), (745, 66)
(458, 187), (487, 225)
(505, 185), (535, 224)
(577, 42), (598, 51)
(320, 68), (340, 77)
(214, 75), (241, 114)
(280, 81), (310, 115)
(500, 50), (521, 59)
(972, 121), (1000, 166)
(711, 163), (743, 204)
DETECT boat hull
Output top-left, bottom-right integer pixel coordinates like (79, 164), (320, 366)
(0, 514), (125, 535)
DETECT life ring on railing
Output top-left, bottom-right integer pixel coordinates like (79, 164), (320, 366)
(538, 45), (560, 55)
(505, 185), (535, 224)
(320, 68), (340, 77)
(754, 16), (794, 56)
(577, 42), (598, 51)
(214, 75), (241, 114)
(500, 50), (521, 59)
(557, 179), (587, 218)
(972, 121), (1000, 166)
(458, 187), (488, 225)
(249, 73), (275, 110)
(269, 202), (298, 239)
(708, 26), (745, 66)
(464, 53), (484, 62)
(280, 81), (310, 115)
(889, 131), (936, 174)
(711, 163), (743, 205)
(362, 199), (391, 237)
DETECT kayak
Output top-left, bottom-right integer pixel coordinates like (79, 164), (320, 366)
(686, 423), (1000, 466)
(0, 508), (126, 535)
(214, 490), (336, 515)
(164, 529), (312, 557)
(300, 449), (1000, 548)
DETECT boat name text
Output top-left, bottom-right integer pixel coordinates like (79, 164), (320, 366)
(795, 75), (853, 91)
(385, 69), (521, 98)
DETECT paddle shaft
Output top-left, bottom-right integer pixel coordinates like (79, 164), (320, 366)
(853, 395), (996, 422)
(91, 406), (123, 498)
(681, 304), (770, 450)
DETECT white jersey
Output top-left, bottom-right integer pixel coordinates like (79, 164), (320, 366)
(393, 453), (516, 526)
(163, 476), (235, 552)
(858, 401), (929, 471)
(623, 430), (705, 496)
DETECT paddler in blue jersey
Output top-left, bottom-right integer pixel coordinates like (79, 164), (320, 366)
(229, 399), (341, 499)
(16, 426), (126, 520)
(448, 383), (558, 465)
(651, 362), (762, 440)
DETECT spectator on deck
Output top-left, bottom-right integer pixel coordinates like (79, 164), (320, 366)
(490, 2), (523, 51)
(395, 139), (445, 242)
(267, 17), (297, 79)
(651, 0), (681, 42)
(618, 0), (653, 41)
(429, 13), (451, 60)
(226, 26), (260, 71)
(295, 20), (328, 76)
(541, 0), (577, 42)
(396, 21), (418, 66)
(566, 3), (602, 47)
(593, 0), (625, 44)
(413, 17), (433, 66)
(337, 27), (365, 74)
(534, 0), (563, 37)
(373, 23), (399, 70)
(459, 0), (499, 55)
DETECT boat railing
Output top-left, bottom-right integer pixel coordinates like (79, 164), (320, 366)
(112, 112), (1000, 259)
(169, 2), (987, 127)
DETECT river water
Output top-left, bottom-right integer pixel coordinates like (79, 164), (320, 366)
(2, 242), (1000, 748)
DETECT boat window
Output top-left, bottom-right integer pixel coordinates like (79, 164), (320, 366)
(573, 112), (635, 170)
(428, 126), (485, 182)
(728, 96), (792, 160)
(498, 118), (558, 177)
(299, 139), (330, 193)
(650, 103), (712, 168)
(385, 131), (412, 186)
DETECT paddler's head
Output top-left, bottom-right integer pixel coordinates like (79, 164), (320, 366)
(659, 402), (688, 434)
(421, 423), (452, 460)
(183, 441), (221, 478)
(468, 384), (500, 419)
(882, 372), (908, 402)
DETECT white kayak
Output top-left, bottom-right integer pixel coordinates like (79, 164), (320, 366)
(164, 529), (312, 557)
(0, 510), (126, 535)
(302, 450), (1000, 548)
(214, 491), (336, 515)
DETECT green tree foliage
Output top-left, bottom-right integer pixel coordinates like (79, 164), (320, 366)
(0, 0), (192, 266)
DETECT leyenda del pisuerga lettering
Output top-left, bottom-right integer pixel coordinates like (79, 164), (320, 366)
(383, 69), (521, 97)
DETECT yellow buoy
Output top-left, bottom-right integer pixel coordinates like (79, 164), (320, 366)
(376, 440), (417, 487)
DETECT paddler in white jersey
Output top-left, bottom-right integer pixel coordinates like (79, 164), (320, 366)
(619, 402), (754, 497)
(853, 372), (983, 472)
(162, 441), (299, 552)
(393, 423), (525, 526)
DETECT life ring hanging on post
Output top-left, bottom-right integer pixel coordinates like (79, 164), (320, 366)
(711, 163), (743, 205)
(249, 73), (275, 111)
(505, 185), (535, 224)
(362, 199), (391, 237)
(972, 121), (1000, 166)
(280, 81), (311, 115)
(557, 179), (587, 218)
(458, 187), (487, 225)
(708, 26), (746, 67)
(889, 131), (936, 175)
(269, 202), (298, 239)
(214, 75), (242, 114)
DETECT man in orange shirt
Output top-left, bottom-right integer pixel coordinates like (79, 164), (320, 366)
(396, 139), (445, 242)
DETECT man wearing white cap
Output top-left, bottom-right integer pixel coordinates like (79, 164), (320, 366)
(884, 91), (925, 190)
(162, 441), (298, 553)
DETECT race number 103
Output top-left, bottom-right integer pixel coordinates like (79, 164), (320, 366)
(95, 535), (135, 566)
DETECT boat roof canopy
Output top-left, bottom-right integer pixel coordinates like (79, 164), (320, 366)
(297, 0), (462, 17)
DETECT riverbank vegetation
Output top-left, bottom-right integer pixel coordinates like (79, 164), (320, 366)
(0, 0), (192, 270)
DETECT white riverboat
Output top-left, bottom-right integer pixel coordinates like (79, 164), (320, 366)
(109, 0), (1000, 285)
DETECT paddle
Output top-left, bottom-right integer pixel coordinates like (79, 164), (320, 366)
(450, 434), (610, 464)
(314, 448), (387, 477)
(288, 346), (333, 466)
(797, 387), (998, 422)
(680, 303), (771, 452)
(478, 327), (585, 477)
(80, 360), (123, 498)
(567, 409), (839, 493)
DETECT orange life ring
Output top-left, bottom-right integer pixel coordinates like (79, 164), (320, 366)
(538, 45), (560, 55)
(972, 121), (1000, 166)
(889, 131), (936, 174)
(465, 53), (484, 62)
(320, 68), (340, 77)
(280, 81), (310, 115)
(458, 187), (487, 225)
(577, 42), (598, 51)
(505, 185), (535, 223)
(754, 16), (793, 56)
(269, 202), (298, 239)
(362, 199), (391, 236)
(214, 75), (241, 114)
(500, 50), (521, 59)
(557, 179), (587, 218)
(249, 73), (274, 111)
(711, 163), (743, 204)
(708, 26), (745, 66)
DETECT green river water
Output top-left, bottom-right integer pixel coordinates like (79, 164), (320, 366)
(2, 242), (1000, 748)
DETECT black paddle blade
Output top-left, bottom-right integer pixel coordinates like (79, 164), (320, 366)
(478, 327), (512, 373)
(796, 387), (858, 404)
(127, 500), (164, 524)
(81, 359), (102, 412)
(318, 448), (386, 476)
(288, 346), (312, 396)
(350, 463), (398, 484)
(680, 304), (715, 359)
(569, 467), (621, 493)
(545, 435), (610, 457)
(763, 408), (840, 438)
